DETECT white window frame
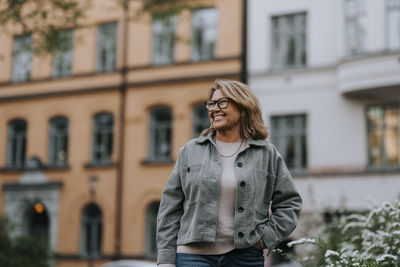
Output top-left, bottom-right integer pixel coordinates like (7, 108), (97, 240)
(270, 114), (307, 172)
(271, 12), (307, 70)
(345, 0), (367, 56)
(7, 119), (27, 168)
(48, 116), (68, 166)
(53, 30), (74, 78)
(191, 8), (218, 61)
(91, 112), (114, 163)
(149, 107), (172, 161)
(12, 34), (32, 83)
(152, 16), (177, 65)
(387, 0), (400, 50)
(96, 22), (117, 73)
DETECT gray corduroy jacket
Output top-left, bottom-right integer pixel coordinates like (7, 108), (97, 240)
(156, 132), (302, 264)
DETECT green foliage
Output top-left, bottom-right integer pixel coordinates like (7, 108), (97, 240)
(0, 0), (194, 56)
(0, 216), (51, 267)
(0, 0), (91, 55)
(136, 0), (195, 20)
(289, 201), (400, 267)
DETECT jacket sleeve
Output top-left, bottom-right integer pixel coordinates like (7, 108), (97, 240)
(260, 149), (302, 251)
(156, 150), (185, 264)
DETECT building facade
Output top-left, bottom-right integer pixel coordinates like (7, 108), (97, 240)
(0, 0), (244, 266)
(248, 0), (400, 234)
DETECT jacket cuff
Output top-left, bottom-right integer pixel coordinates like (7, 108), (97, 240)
(260, 226), (279, 252)
(157, 248), (176, 265)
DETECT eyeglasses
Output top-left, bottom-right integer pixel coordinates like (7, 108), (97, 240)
(205, 97), (230, 111)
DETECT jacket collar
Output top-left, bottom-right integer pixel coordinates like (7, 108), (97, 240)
(196, 131), (267, 147)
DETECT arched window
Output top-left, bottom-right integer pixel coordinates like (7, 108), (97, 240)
(145, 201), (160, 258)
(92, 112), (114, 163)
(7, 119), (27, 168)
(149, 107), (172, 161)
(48, 116), (69, 166)
(192, 103), (209, 137)
(26, 202), (49, 244)
(81, 203), (102, 257)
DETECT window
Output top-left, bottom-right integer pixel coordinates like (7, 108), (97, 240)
(81, 203), (102, 257)
(345, 0), (367, 56)
(387, 0), (400, 50)
(96, 22), (117, 72)
(12, 34), (32, 82)
(192, 103), (209, 137)
(191, 8), (218, 61)
(7, 119), (27, 168)
(149, 107), (172, 161)
(270, 115), (307, 172)
(145, 201), (160, 258)
(367, 105), (399, 169)
(92, 112), (114, 163)
(53, 29), (74, 78)
(271, 13), (307, 70)
(48, 116), (68, 166)
(152, 16), (177, 65)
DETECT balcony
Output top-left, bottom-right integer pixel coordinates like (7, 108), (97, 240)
(337, 52), (400, 100)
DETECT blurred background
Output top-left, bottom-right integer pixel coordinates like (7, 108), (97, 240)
(0, 0), (399, 266)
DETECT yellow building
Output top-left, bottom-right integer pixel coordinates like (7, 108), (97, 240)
(0, 0), (244, 266)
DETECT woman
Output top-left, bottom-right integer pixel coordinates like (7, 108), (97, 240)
(157, 80), (302, 266)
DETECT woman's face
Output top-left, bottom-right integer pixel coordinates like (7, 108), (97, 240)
(208, 89), (241, 134)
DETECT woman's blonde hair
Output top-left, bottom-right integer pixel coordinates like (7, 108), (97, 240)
(201, 79), (268, 140)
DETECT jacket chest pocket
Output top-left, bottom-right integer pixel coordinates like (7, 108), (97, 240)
(181, 164), (207, 204)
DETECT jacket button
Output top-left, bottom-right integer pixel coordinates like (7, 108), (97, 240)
(237, 162), (243, 167)
(187, 167), (190, 173)
(238, 232), (244, 238)
(240, 181), (246, 187)
(238, 207), (244, 213)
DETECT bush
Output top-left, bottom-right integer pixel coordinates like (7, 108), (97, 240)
(0, 216), (51, 267)
(288, 201), (400, 267)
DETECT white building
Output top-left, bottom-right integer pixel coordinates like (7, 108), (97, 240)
(248, 0), (400, 223)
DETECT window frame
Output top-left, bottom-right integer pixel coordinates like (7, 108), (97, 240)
(191, 7), (219, 62)
(48, 116), (69, 167)
(344, 0), (367, 56)
(148, 106), (172, 162)
(145, 201), (160, 258)
(152, 16), (177, 65)
(91, 112), (114, 164)
(12, 34), (32, 83)
(80, 203), (103, 257)
(270, 114), (308, 173)
(52, 29), (74, 78)
(270, 12), (307, 70)
(96, 21), (117, 73)
(6, 119), (27, 168)
(386, 0), (400, 50)
(366, 103), (400, 170)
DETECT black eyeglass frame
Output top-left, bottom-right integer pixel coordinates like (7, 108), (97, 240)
(204, 97), (230, 111)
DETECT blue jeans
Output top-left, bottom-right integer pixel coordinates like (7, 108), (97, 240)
(176, 247), (265, 267)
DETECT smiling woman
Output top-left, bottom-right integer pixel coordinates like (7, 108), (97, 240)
(156, 79), (302, 267)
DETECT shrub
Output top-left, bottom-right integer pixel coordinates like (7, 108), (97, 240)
(0, 216), (50, 267)
(288, 201), (400, 267)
